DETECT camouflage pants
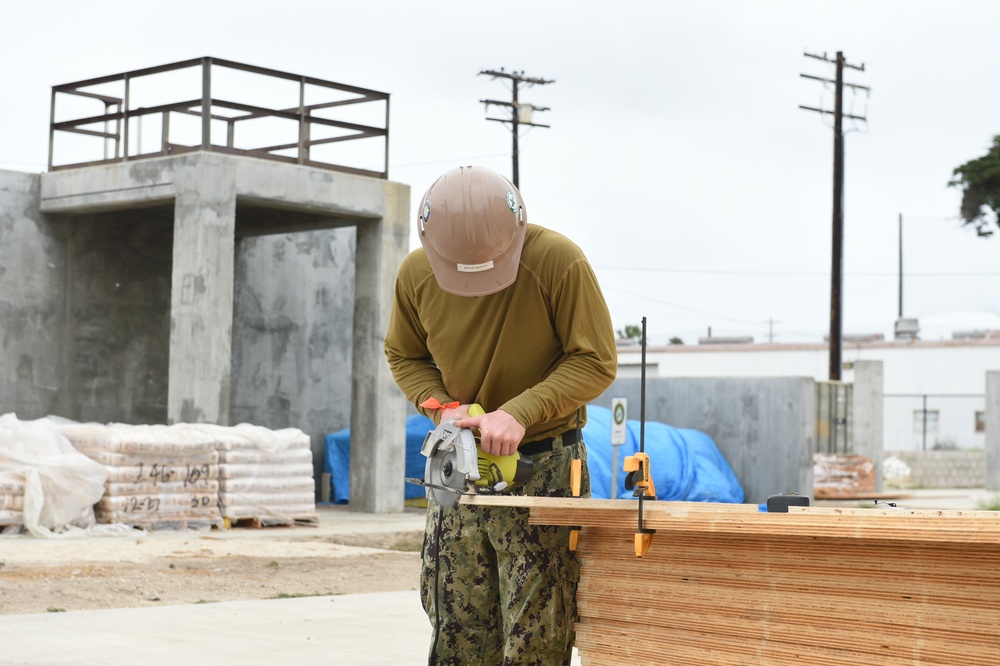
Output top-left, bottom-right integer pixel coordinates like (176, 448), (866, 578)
(420, 435), (590, 666)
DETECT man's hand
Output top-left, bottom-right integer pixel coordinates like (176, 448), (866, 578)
(440, 404), (475, 424)
(455, 409), (525, 457)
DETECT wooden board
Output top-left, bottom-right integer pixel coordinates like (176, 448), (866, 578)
(462, 496), (1000, 665)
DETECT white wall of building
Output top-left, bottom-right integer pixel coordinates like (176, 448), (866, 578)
(618, 339), (1000, 451)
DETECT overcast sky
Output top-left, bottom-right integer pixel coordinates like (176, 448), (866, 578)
(3, 0), (998, 345)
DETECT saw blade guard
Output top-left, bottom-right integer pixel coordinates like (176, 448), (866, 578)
(420, 421), (481, 506)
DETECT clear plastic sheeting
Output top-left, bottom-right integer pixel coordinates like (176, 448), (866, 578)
(0, 413), (108, 537)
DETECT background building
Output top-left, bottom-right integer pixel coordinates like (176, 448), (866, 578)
(617, 332), (1000, 452)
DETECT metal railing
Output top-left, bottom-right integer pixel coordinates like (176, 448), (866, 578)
(48, 57), (390, 178)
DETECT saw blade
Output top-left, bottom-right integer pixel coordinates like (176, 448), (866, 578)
(425, 446), (468, 508)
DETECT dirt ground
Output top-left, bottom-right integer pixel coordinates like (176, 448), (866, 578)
(0, 506), (425, 616)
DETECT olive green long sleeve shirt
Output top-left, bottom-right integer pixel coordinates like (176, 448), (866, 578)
(384, 224), (617, 442)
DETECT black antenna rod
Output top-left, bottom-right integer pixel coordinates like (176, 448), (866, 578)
(640, 316), (647, 454)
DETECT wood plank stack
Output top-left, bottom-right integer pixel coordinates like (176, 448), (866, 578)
(463, 496), (1000, 665)
(60, 423), (223, 530)
(190, 424), (317, 527)
(813, 453), (876, 498)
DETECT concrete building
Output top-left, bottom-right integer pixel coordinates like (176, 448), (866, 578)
(618, 335), (1000, 453)
(0, 58), (409, 513)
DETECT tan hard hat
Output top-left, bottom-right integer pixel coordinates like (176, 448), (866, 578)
(417, 165), (527, 296)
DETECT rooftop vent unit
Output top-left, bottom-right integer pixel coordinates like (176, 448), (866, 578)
(894, 317), (920, 340)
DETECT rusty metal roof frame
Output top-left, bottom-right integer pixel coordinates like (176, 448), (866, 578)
(48, 57), (390, 179)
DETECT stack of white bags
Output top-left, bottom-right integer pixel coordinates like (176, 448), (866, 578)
(59, 423), (223, 530)
(189, 424), (316, 526)
(0, 414), (316, 533)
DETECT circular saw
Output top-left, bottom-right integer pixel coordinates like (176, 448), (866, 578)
(419, 419), (481, 507)
(407, 408), (534, 508)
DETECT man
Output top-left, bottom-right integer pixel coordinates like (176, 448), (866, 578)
(384, 165), (617, 665)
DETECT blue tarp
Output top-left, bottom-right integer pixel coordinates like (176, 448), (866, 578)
(324, 414), (434, 504)
(582, 406), (744, 503)
(324, 406), (743, 505)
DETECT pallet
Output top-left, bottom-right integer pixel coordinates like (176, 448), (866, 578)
(223, 513), (320, 529)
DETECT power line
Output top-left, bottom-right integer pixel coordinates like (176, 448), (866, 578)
(478, 68), (553, 189)
(602, 285), (766, 329)
(390, 153), (509, 169)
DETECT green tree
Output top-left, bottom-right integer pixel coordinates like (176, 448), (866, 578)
(616, 324), (643, 344)
(948, 135), (1000, 238)
(669, 337), (684, 345)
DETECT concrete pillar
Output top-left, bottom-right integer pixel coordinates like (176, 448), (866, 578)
(0, 170), (64, 419)
(852, 360), (884, 492)
(348, 185), (409, 513)
(167, 157), (237, 424)
(986, 371), (1000, 492)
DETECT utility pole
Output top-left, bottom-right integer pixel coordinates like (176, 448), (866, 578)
(479, 68), (553, 189)
(766, 318), (781, 343)
(898, 212), (904, 319)
(800, 51), (869, 381)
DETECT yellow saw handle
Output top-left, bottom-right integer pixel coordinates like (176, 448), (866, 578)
(467, 404), (533, 490)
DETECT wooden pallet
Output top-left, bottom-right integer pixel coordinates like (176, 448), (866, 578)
(224, 513), (320, 529)
(462, 496), (1000, 665)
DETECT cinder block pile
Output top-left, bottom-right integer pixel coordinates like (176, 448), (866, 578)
(60, 423), (223, 530)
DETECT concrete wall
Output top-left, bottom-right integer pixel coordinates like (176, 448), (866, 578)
(231, 228), (358, 492)
(60, 209), (172, 423)
(0, 170), (64, 419)
(852, 360), (884, 492)
(885, 450), (986, 489)
(2, 178), (174, 424)
(595, 377), (816, 504)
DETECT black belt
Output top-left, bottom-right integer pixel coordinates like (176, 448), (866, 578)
(518, 429), (581, 456)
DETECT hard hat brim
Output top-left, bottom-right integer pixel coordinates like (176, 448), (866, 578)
(423, 223), (525, 297)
